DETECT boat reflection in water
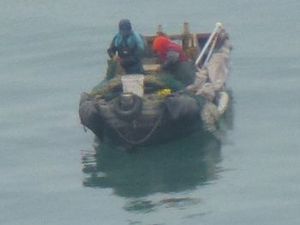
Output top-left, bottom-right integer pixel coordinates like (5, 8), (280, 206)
(82, 134), (223, 197)
(81, 91), (234, 213)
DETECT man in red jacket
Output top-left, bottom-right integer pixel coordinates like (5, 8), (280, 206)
(152, 36), (195, 85)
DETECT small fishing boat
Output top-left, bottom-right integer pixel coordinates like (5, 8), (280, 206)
(79, 22), (232, 148)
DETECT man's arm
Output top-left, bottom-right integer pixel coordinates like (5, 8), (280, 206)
(107, 36), (118, 58)
(162, 51), (180, 70)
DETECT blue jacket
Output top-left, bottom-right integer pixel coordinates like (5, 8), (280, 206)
(107, 31), (145, 69)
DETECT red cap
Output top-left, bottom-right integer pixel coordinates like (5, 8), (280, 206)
(152, 36), (171, 53)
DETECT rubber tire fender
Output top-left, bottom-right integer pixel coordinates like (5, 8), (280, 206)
(113, 94), (143, 121)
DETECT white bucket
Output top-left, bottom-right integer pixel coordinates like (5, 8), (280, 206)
(121, 74), (144, 97)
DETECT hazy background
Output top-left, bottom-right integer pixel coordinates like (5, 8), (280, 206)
(1, 0), (299, 224)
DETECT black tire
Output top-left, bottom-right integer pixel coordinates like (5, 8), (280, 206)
(113, 94), (143, 121)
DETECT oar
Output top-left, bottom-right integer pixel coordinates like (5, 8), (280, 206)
(195, 22), (223, 68)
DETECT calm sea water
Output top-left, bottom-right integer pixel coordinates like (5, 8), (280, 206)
(1, 0), (300, 225)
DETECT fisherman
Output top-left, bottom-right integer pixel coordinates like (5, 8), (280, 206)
(152, 35), (196, 85)
(107, 19), (145, 75)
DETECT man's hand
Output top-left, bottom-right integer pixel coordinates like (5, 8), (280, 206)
(113, 55), (121, 62)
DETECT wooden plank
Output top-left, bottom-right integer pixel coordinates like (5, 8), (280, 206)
(144, 33), (210, 42)
(143, 64), (161, 72)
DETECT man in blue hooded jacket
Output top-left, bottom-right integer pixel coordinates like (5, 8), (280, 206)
(107, 19), (145, 75)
